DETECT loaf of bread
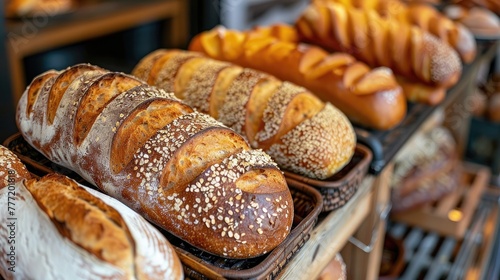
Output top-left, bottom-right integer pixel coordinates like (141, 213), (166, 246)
(132, 49), (357, 180)
(16, 64), (294, 259)
(317, 253), (347, 280)
(188, 25), (406, 130)
(451, 0), (500, 15)
(314, 0), (477, 63)
(0, 145), (31, 188)
(0, 150), (183, 279)
(5, 0), (74, 17)
(296, 1), (463, 90)
(445, 5), (500, 37)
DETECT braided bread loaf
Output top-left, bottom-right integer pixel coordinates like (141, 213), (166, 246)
(314, 0), (477, 63)
(133, 49), (357, 179)
(296, 1), (462, 89)
(0, 147), (183, 279)
(188, 26), (406, 130)
(16, 64), (294, 259)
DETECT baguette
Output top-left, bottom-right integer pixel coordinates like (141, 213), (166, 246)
(16, 64), (294, 259)
(132, 49), (357, 179)
(314, 0), (477, 63)
(295, 1), (462, 89)
(247, 24), (448, 105)
(188, 26), (406, 130)
(0, 148), (183, 280)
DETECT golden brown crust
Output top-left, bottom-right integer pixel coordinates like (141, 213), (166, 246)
(296, 1), (463, 89)
(17, 65), (294, 259)
(133, 49), (357, 179)
(24, 174), (135, 271)
(111, 98), (193, 174)
(0, 145), (31, 189)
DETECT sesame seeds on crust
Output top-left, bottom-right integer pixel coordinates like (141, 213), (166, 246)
(266, 103), (356, 179)
(255, 82), (306, 143)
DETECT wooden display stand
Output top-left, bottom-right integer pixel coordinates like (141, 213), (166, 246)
(5, 0), (188, 104)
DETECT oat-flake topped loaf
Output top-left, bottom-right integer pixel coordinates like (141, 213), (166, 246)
(15, 64), (294, 259)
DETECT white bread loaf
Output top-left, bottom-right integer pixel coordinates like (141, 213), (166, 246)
(0, 146), (184, 280)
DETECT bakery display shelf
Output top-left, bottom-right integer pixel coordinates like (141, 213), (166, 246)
(284, 144), (372, 212)
(391, 162), (491, 240)
(356, 40), (499, 175)
(3, 132), (324, 280)
(277, 175), (376, 280)
(386, 186), (499, 280)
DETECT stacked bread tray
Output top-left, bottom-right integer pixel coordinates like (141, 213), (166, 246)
(3, 132), (323, 280)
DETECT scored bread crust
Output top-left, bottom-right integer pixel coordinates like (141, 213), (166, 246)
(133, 49), (357, 179)
(187, 25), (407, 130)
(0, 145), (31, 189)
(0, 173), (183, 280)
(295, 1), (462, 89)
(16, 64), (294, 259)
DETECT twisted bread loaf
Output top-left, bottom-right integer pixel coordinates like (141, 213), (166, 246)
(314, 0), (477, 63)
(16, 64), (294, 259)
(133, 49), (357, 179)
(188, 26), (406, 130)
(296, 1), (463, 89)
(0, 147), (183, 280)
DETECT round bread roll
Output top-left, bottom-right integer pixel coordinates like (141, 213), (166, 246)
(317, 253), (347, 280)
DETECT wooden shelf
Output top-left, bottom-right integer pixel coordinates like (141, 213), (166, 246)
(5, 0), (188, 104)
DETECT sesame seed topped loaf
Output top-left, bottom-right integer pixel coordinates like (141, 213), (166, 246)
(16, 64), (294, 259)
(132, 49), (357, 180)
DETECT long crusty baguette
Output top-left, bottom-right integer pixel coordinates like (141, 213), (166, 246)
(0, 147), (183, 280)
(0, 145), (31, 187)
(295, 1), (463, 89)
(248, 24), (446, 105)
(16, 64), (294, 259)
(132, 49), (357, 179)
(188, 26), (406, 130)
(314, 0), (477, 63)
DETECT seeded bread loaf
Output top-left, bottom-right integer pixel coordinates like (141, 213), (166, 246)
(16, 64), (294, 259)
(0, 148), (183, 280)
(188, 25), (406, 130)
(132, 49), (357, 179)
